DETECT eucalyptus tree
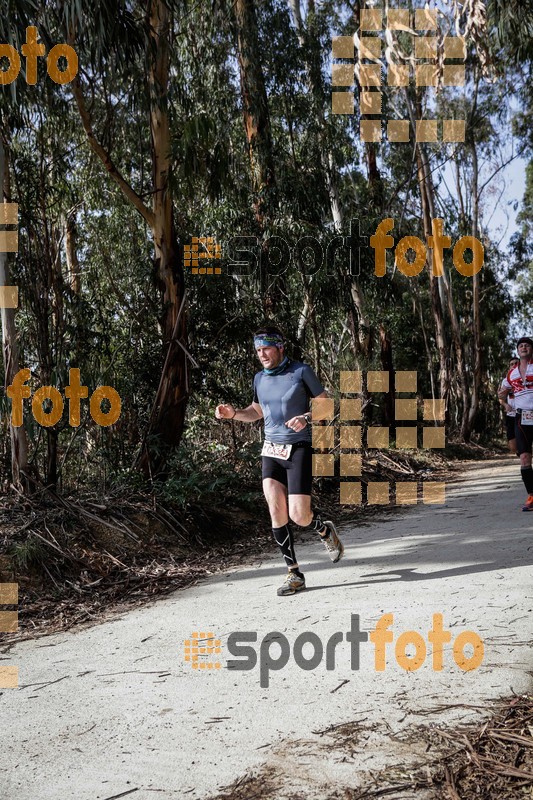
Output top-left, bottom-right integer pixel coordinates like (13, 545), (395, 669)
(0, 137), (33, 491)
(0, 3), (175, 482)
(0, 3), (64, 492)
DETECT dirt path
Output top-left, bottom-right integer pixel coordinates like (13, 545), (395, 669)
(1, 458), (532, 799)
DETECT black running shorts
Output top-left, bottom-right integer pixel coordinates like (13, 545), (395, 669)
(505, 414), (516, 441)
(515, 410), (533, 455)
(262, 441), (313, 495)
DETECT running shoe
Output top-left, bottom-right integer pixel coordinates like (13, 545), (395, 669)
(321, 521), (344, 563)
(277, 570), (306, 596)
(522, 495), (533, 512)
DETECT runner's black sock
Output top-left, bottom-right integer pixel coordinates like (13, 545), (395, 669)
(520, 467), (533, 494)
(289, 567), (305, 579)
(272, 523), (297, 568)
(302, 512), (328, 537)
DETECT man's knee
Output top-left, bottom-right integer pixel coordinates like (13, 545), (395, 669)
(290, 509), (312, 527)
(288, 500), (313, 527)
(520, 453), (532, 467)
(265, 494), (286, 514)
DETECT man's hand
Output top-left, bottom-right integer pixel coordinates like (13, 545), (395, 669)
(215, 403), (235, 420)
(285, 415), (308, 432)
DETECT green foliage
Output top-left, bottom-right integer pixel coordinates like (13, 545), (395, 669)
(9, 537), (46, 572)
(154, 442), (261, 510)
(0, 0), (529, 493)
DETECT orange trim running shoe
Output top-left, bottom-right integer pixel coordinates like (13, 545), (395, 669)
(321, 521), (345, 562)
(277, 570), (306, 596)
(522, 495), (533, 512)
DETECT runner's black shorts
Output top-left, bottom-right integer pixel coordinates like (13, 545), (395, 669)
(262, 441), (313, 495)
(515, 410), (533, 455)
(505, 414), (516, 441)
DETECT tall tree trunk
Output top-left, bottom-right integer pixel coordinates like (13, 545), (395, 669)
(465, 138), (482, 440)
(411, 90), (470, 433)
(289, 0), (371, 359)
(379, 324), (395, 432)
(289, 0), (343, 229)
(46, 217), (64, 490)
(415, 288), (436, 401)
(420, 145), (470, 433)
(65, 207), (85, 369)
(365, 143), (383, 205)
(142, 0), (187, 476)
(354, 1), (384, 207)
(72, 0), (188, 479)
(235, 0), (275, 227)
(0, 137), (35, 493)
(403, 91), (450, 405)
(234, 0), (281, 316)
(65, 210), (81, 294)
(35, 119), (69, 490)
(415, 144), (449, 406)
(46, 429), (58, 488)
(349, 281), (372, 359)
(463, 74), (482, 441)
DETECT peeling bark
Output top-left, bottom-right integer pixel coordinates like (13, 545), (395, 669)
(235, 0), (275, 227)
(235, 0), (281, 316)
(72, 0), (188, 478)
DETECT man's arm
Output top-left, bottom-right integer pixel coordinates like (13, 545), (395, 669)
(215, 402), (263, 422)
(285, 390), (330, 432)
(498, 382), (510, 401)
(299, 365), (331, 422)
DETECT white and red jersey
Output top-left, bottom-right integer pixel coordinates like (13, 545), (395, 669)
(501, 361), (533, 411)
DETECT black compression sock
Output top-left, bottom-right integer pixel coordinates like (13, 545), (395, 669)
(272, 523), (297, 569)
(520, 467), (533, 494)
(303, 512), (327, 536)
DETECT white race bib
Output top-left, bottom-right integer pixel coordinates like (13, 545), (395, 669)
(261, 441), (293, 460)
(521, 409), (533, 425)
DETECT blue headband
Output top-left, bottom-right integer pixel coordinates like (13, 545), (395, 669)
(254, 335), (284, 349)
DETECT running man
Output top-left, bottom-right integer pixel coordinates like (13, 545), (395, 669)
(499, 357), (519, 454)
(498, 337), (533, 511)
(215, 325), (344, 595)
